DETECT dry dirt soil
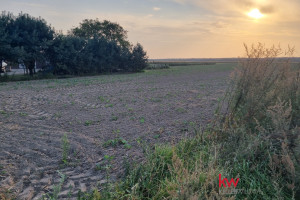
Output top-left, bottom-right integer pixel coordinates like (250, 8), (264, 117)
(0, 64), (234, 199)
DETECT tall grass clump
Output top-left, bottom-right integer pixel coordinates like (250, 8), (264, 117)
(61, 133), (70, 165)
(95, 135), (227, 200)
(216, 43), (300, 199)
(223, 43), (299, 129)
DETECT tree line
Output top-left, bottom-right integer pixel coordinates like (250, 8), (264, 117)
(0, 11), (148, 76)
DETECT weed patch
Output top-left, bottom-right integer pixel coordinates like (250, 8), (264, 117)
(103, 138), (131, 149)
(61, 133), (70, 165)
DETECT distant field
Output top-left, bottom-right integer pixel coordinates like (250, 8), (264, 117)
(148, 61), (237, 68)
(0, 63), (236, 199)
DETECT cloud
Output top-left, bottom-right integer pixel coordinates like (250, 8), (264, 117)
(169, 0), (298, 14)
(210, 21), (226, 28)
(3, 0), (299, 58)
(14, 2), (47, 8)
(234, 0), (254, 7)
(146, 14), (154, 18)
(233, 1), (275, 14)
(259, 5), (275, 14)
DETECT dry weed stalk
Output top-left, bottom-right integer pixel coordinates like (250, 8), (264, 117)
(225, 43), (299, 129)
(216, 43), (300, 198)
(256, 99), (299, 199)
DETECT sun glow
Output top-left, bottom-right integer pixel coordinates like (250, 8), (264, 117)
(248, 9), (264, 19)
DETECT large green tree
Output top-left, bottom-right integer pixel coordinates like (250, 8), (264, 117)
(1, 12), (148, 76)
(71, 19), (130, 48)
(129, 43), (148, 72)
(0, 12), (54, 75)
(0, 12), (21, 72)
(13, 13), (54, 75)
(47, 34), (86, 75)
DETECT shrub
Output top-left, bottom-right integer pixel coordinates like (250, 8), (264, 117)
(146, 63), (170, 70)
(223, 43), (299, 130)
(217, 43), (300, 199)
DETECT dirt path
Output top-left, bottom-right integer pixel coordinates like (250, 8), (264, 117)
(0, 64), (233, 199)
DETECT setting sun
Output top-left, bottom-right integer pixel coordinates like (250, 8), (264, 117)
(248, 9), (264, 19)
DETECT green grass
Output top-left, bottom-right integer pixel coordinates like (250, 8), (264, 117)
(61, 133), (70, 165)
(91, 134), (221, 200)
(105, 104), (114, 108)
(19, 112), (28, 116)
(0, 64), (236, 92)
(144, 63), (236, 76)
(0, 72), (57, 82)
(0, 165), (6, 175)
(0, 110), (7, 115)
(54, 112), (62, 119)
(98, 96), (110, 103)
(103, 155), (115, 161)
(139, 117), (145, 123)
(103, 138), (131, 149)
(175, 107), (187, 113)
(42, 171), (66, 200)
(110, 115), (118, 121)
(84, 120), (93, 126)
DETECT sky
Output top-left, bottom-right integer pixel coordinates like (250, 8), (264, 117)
(1, 0), (300, 58)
